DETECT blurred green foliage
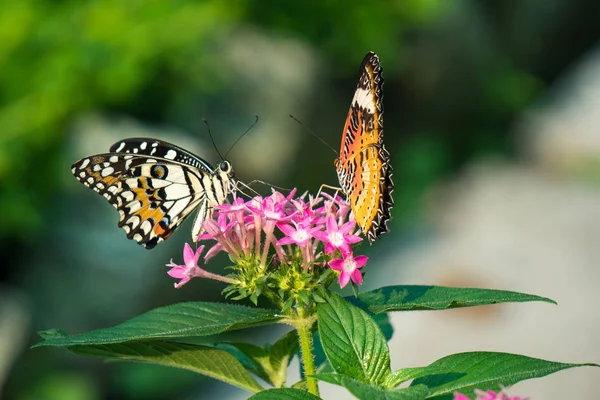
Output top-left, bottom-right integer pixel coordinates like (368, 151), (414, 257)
(2, 0), (600, 399)
(0, 0), (446, 238)
(0, 0), (245, 236)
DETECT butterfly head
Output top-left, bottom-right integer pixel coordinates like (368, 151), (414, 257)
(216, 159), (239, 194)
(217, 160), (234, 175)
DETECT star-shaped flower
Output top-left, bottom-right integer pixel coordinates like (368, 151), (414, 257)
(166, 243), (207, 288)
(328, 252), (368, 288)
(277, 218), (323, 247)
(313, 215), (362, 254)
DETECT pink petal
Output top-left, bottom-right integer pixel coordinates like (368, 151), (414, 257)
(325, 216), (337, 232)
(324, 242), (336, 255)
(167, 266), (185, 278)
(245, 204), (264, 216)
(204, 243), (224, 261)
(345, 234), (362, 245)
(277, 236), (295, 245)
(337, 242), (351, 254)
(328, 258), (344, 271)
(193, 245), (204, 265)
(309, 226), (324, 235)
(312, 230), (329, 242)
(354, 255), (368, 269)
(183, 243), (195, 265)
(339, 220), (356, 235)
(350, 269), (363, 285)
(313, 216), (327, 225)
(203, 219), (222, 237)
(264, 208), (285, 221)
(277, 223), (296, 236)
(284, 188), (297, 201)
(340, 248), (354, 259)
(453, 394), (470, 400)
(174, 275), (191, 288)
(338, 272), (350, 288)
(475, 390), (499, 400)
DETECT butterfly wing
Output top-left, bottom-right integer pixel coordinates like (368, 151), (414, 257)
(344, 146), (393, 243)
(110, 138), (215, 172)
(72, 154), (209, 249)
(335, 52), (394, 243)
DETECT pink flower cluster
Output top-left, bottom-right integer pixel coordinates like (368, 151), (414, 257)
(166, 190), (368, 289)
(454, 389), (529, 400)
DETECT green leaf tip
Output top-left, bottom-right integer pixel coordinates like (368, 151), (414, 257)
(411, 351), (598, 398)
(349, 285), (557, 314)
(34, 301), (282, 348)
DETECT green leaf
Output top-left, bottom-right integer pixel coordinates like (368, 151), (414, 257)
(372, 312), (394, 342)
(317, 293), (391, 384)
(385, 367), (445, 388)
(35, 302), (282, 347)
(310, 311), (392, 376)
(68, 341), (264, 393)
(316, 374), (429, 400)
(291, 380), (308, 390)
(218, 343), (271, 384)
(349, 286), (556, 314)
(247, 388), (321, 400)
(219, 330), (299, 388)
(269, 330), (300, 380)
(410, 351), (599, 399)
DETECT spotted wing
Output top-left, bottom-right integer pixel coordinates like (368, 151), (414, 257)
(110, 138), (214, 172)
(342, 146), (393, 243)
(335, 52), (393, 243)
(71, 154), (209, 249)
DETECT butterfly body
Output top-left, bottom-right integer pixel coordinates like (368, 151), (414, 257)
(72, 139), (237, 249)
(335, 52), (394, 243)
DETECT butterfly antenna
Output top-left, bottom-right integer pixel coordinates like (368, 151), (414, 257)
(203, 119), (226, 161)
(225, 115), (259, 159)
(289, 114), (338, 155)
(246, 179), (292, 193)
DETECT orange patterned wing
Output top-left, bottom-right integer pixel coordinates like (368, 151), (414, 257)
(335, 52), (394, 243)
(71, 154), (209, 249)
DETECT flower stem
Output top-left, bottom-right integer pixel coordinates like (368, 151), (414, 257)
(198, 270), (237, 284)
(295, 309), (319, 396)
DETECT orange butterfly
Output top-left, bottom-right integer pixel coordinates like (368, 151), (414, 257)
(335, 52), (394, 243)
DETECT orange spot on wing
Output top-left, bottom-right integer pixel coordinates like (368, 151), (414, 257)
(136, 205), (155, 220)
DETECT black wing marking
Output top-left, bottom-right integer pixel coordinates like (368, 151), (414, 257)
(109, 138), (215, 173)
(71, 153), (208, 249)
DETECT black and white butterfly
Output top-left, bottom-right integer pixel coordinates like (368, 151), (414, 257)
(71, 138), (239, 249)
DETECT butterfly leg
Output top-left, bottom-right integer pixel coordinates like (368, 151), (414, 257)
(234, 180), (261, 198)
(316, 184), (344, 213)
(316, 184), (342, 199)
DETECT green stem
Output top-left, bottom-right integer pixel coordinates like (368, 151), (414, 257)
(295, 309), (319, 396)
